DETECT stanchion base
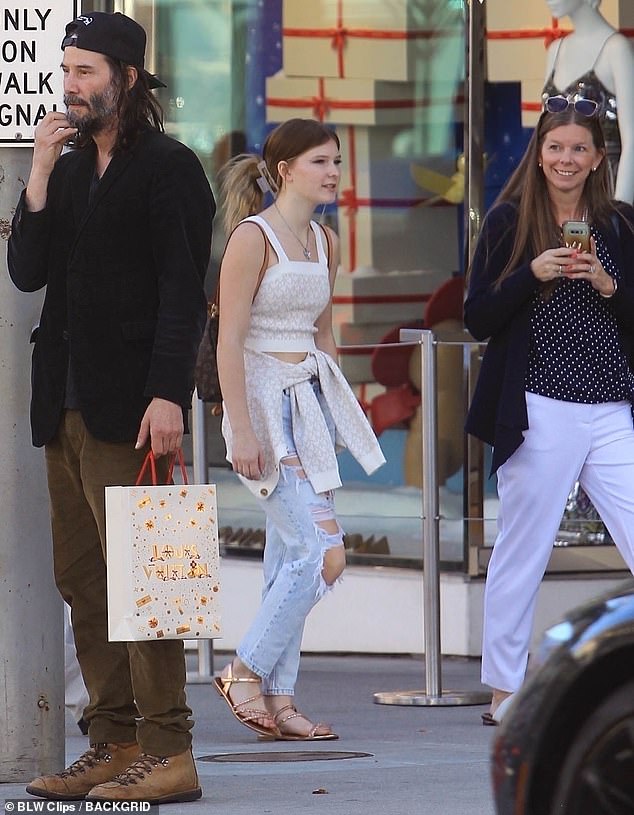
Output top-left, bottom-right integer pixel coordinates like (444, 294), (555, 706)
(373, 689), (491, 707)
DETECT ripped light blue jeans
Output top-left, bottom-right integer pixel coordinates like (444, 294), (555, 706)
(237, 380), (344, 695)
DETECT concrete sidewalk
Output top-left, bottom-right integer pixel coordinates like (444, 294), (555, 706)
(1, 654), (497, 814)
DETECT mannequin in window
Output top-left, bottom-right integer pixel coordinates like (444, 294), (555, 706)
(543, 0), (634, 203)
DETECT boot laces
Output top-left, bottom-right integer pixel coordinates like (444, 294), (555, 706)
(60, 744), (112, 778)
(112, 754), (168, 786)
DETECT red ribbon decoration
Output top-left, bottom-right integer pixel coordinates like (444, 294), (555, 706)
(487, 27), (569, 49)
(267, 78), (438, 123)
(341, 125), (358, 270)
(485, 19), (633, 47)
(336, 127), (445, 271)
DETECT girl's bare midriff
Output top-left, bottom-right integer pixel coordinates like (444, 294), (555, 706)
(266, 351), (308, 363)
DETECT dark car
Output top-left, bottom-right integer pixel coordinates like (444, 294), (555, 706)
(492, 578), (634, 815)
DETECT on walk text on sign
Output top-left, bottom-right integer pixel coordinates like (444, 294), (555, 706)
(1, 2), (79, 145)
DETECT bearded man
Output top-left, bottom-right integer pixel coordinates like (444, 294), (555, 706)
(7, 11), (214, 804)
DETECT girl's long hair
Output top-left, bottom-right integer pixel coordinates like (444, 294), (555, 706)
(220, 118), (340, 234)
(489, 108), (614, 289)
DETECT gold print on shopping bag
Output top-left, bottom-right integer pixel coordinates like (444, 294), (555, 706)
(154, 564), (167, 581)
(151, 544), (201, 561)
(143, 544), (208, 581)
(187, 560), (208, 578)
(121, 484), (221, 639)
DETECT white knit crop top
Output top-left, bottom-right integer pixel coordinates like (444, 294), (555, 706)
(242, 215), (331, 353)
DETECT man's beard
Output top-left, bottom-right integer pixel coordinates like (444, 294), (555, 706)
(65, 85), (119, 138)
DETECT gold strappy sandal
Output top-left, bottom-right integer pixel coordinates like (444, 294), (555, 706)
(213, 665), (280, 738)
(264, 704), (338, 741)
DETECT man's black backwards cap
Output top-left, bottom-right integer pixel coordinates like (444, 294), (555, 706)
(62, 12), (166, 89)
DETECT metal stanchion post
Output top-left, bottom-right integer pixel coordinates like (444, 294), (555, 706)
(187, 389), (214, 683)
(373, 330), (490, 706)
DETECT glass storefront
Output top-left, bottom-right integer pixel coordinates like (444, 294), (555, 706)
(110, 0), (467, 572)
(112, 0), (629, 577)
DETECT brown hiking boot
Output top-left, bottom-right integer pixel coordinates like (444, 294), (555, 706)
(26, 742), (141, 800)
(86, 748), (201, 804)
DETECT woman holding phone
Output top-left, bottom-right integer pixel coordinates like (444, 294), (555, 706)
(465, 101), (634, 724)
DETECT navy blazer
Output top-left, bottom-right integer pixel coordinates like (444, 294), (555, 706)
(8, 128), (215, 447)
(464, 200), (634, 473)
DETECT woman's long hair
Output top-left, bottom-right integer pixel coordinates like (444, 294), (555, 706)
(220, 118), (340, 234)
(490, 108), (614, 288)
(73, 57), (164, 153)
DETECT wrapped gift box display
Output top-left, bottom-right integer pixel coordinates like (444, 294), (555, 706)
(333, 267), (447, 327)
(266, 73), (422, 126)
(332, 266), (449, 384)
(335, 125), (460, 273)
(336, 318), (416, 385)
(282, 0), (437, 82)
(336, 191), (459, 274)
(336, 319), (402, 348)
(486, 0), (562, 130)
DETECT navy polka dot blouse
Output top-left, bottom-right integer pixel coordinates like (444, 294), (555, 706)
(526, 227), (634, 404)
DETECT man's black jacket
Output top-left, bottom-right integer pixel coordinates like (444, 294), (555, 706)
(8, 128), (215, 447)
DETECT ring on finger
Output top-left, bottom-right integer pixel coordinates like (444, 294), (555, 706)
(558, 264), (563, 276)
(590, 264), (595, 274)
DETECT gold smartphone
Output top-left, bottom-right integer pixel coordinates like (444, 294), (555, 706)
(562, 220), (591, 253)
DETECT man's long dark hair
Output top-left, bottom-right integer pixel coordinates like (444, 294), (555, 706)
(74, 57), (164, 154)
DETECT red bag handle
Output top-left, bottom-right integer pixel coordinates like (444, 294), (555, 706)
(167, 448), (189, 485)
(135, 449), (189, 486)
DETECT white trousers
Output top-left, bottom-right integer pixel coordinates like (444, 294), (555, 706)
(482, 392), (634, 692)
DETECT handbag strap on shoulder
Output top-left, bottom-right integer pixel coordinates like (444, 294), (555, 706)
(318, 222), (333, 271)
(211, 220), (270, 311)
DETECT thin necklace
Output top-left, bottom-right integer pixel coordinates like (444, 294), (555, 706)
(274, 202), (311, 259)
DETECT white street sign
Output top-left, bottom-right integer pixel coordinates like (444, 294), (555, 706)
(1, 2), (79, 145)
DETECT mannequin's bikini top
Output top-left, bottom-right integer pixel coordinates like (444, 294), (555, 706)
(542, 33), (618, 126)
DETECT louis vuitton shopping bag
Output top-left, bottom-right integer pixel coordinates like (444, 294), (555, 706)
(105, 451), (222, 641)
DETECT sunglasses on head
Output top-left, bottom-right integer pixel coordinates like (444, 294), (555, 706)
(544, 95), (599, 117)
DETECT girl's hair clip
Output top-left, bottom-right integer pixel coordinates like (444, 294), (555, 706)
(256, 159), (278, 195)
(256, 176), (270, 193)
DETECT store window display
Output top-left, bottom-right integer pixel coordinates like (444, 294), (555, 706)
(542, 0), (634, 203)
(116, 0), (468, 569)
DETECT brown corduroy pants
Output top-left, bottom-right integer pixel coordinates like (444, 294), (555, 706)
(44, 410), (193, 756)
